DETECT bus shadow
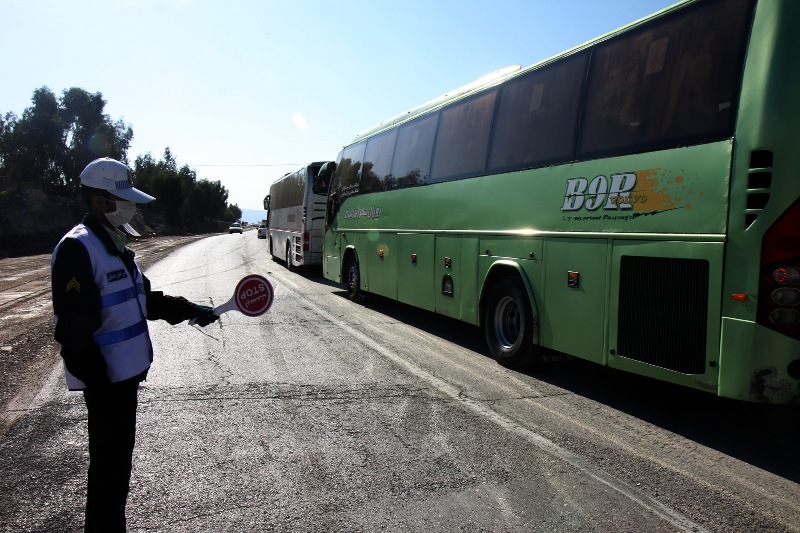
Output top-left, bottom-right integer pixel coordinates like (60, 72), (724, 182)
(534, 359), (800, 484)
(277, 265), (342, 289)
(320, 284), (800, 485)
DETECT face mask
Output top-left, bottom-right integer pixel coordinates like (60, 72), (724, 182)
(104, 200), (137, 227)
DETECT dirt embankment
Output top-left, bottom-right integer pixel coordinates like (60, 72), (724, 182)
(0, 187), (226, 258)
(0, 188), (83, 258)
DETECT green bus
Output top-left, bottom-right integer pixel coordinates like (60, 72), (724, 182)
(322, 0), (800, 404)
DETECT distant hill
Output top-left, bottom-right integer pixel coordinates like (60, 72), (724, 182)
(240, 208), (267, 224)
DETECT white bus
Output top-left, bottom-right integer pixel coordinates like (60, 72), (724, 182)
(264, 161), (334, 269)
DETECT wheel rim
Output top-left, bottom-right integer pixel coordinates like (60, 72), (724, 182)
(493, 295), (522, 350)
(348, 262), (359, 294)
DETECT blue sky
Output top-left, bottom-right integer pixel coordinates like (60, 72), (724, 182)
(1, 0), (677, 210)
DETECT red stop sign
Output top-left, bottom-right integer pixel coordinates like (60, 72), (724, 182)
(234, 274), (274, 316)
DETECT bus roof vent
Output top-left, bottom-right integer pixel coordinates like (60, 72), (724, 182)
(745, 150), (773, 229)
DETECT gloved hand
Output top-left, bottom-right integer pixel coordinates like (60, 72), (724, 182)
(192, 304), (218, 327)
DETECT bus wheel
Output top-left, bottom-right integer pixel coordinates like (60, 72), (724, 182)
(285, 243), (293, 271)
(345, 256), (363, 302)
(485, 277), (534, 368)
(269, 238), (276, 261)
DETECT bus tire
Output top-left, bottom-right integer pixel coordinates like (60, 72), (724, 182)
(345, 255), (364, 302)
(285, 242), (293, 271)
(484, 277), (535, 368)
(269, 238), (276, 261)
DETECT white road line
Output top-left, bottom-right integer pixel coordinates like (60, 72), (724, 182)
(302, 293), (707, 533)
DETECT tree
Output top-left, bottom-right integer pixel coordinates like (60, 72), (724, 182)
(0, 86), (132, 193)
(2, 88), (63, 189)
(60, 87), (132, 190)
(134, 148), (230, 228)
(191, 179), (228, 221)
(226, 203), (242, 222)
(149, 171), (186, 226)
(1, 87), (228, 234)
(0, 112), (18, 189)
(134, 149), (187, 226)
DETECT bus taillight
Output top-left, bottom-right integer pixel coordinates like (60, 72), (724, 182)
(303, 231), (310, 252)
(773, 267), (800, 285)
(758, 200), (800, 339)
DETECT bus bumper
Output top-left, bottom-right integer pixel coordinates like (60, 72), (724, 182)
(719, 317), (800, 404)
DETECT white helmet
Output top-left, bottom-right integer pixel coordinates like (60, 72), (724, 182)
(79, 158), (155, 203)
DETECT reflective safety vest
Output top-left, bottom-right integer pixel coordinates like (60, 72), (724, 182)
(54, 224), (152, 389)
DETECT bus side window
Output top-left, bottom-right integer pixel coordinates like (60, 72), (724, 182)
(390, 113), (437, 189)
(489, 53), (587, 173)
(336, 142), (366, 200)
(362, 130), (397, 194)
(430, 90), (497, 183)
(578, 0), (752, 158)
(294, 169), (306, 205)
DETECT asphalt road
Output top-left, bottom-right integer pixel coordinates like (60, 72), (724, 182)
(1, 231), (798, 532)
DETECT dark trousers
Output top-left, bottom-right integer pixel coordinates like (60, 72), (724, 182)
(82, 380), (139, 532)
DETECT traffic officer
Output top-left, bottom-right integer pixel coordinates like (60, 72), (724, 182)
(50, 157), (218, 532)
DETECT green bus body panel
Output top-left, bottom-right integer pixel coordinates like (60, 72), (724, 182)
(366, 233), (397, 298)
(323, 230), (341, 283)
(543, 239), (609, 364)
(458, 237), (480, 322)
(435, 235), (462, 318)
(722, 0), (800, 320)
(607, 240), (724, 393)
(397, 234), (435, 311)
(713, 0), (800, 403)
(430, 235), (480, 322)
(480, 237), (543, 263)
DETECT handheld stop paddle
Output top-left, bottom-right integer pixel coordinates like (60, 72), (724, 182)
(190, 274), (274, 325)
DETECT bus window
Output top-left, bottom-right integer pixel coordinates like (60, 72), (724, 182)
(489, 53), (587, 173)
(579, 0), (752, 158)
(390, 113), (437, 189)
(431, 90), (497, 182)
(333, 142), (366, 202)
(312, 161), (336, 195)
(362, 129), (398, 194)
(272, 169), (305, 210)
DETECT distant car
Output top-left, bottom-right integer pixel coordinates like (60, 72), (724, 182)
(229, 222), (243, 234)
(257, 223), (267, 239)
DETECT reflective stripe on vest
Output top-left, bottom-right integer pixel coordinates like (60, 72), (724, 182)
(100, 284), (146, 308)
(94, 319), (148, 346)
